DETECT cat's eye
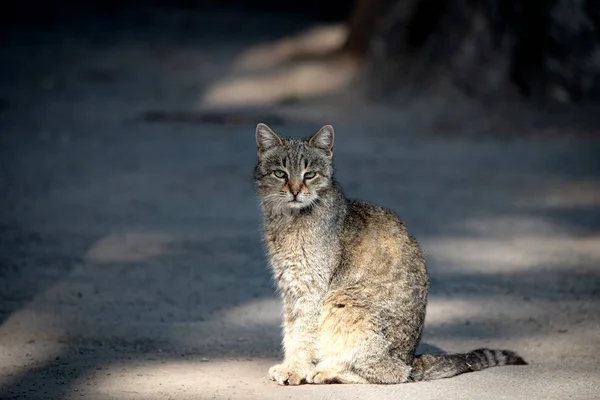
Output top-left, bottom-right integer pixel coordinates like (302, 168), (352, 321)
(273, 170), (287, 179)
(304, 172), (317, 180)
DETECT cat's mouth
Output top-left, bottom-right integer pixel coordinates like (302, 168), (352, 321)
(287, 198), (308, 208)
(286, 193), (315, 209)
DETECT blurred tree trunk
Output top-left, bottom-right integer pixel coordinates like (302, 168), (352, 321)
(346, 0), (600, 104)
(342, 0), (383, 55)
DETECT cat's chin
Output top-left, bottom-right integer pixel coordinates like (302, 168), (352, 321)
(287, 200), (310, 210)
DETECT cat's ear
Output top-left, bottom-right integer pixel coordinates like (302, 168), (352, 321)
(308, 125), (334, 156)
(256, 123), (284, 155)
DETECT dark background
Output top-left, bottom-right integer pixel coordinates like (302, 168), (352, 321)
(1, 0), (352, 26)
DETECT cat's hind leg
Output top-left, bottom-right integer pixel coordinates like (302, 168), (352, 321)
(309, 290), (412, 385)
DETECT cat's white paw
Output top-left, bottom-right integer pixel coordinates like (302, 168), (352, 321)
(306, 369), (337, 384)
(269, 364), (305, 386)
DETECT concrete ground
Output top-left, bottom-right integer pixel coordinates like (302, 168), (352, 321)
(1, 7), (599, 400)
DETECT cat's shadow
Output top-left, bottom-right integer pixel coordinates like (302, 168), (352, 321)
(416, 342), (446, 356)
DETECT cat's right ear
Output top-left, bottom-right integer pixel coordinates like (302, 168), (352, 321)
(308, 124), (334, 157)
(256, 123), (284, 156)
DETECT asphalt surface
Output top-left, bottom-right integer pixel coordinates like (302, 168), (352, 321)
(1, 7), (599, 400)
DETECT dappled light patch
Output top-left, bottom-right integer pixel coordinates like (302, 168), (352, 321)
(85, 231), (172, 264)
(199, 23), (360, 107)
(232, 24), (348, 72)
(87, 358), (276, 399)
(201, 58), (359, 107)
(211, 298), (281, 327)
(0, 309), (64, 373)
(515, 180), (600, 209)
(424, 235), (600, 272)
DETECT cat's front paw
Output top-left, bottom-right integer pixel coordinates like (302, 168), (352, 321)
(306, 369), (337, 384)
(268, 364), (305, 386)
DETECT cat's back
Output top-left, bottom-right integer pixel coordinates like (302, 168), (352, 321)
(334, 200), (427, 288)
(342, 200), (420, 253)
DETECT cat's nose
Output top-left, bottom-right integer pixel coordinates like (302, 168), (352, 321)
(291, 188), (301, 197)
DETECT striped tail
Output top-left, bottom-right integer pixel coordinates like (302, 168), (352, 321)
(410, 348), (527, 381)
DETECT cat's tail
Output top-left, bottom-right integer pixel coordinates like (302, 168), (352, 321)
(410, 348), (527, 381)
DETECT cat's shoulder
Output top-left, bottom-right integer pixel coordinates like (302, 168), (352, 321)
(345, 200), (407, 229)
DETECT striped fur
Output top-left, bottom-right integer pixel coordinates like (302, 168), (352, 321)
(254, 123), (527, 386)
(411, 348), (527, 381)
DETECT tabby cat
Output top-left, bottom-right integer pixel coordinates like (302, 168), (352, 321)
(253, 123), (526, 385)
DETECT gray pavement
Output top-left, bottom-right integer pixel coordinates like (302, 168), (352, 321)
(1, 7), (599, 400)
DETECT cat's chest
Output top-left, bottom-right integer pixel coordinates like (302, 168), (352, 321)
(265, 226), (332, 294)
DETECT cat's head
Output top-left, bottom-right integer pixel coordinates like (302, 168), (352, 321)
(254, 123), (335, 213)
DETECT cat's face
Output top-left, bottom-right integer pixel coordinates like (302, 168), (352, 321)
(254, 123), (335, 214)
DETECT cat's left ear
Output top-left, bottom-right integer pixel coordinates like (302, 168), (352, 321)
(308, 125), (334, 156)
(256, 123), (285, 156)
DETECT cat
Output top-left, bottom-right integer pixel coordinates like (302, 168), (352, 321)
(253, 123), (526, 385)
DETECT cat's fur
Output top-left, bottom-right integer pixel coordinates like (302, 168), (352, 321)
(253, 123), (526, 385)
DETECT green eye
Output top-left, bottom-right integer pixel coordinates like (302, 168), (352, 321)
(304, 172), (316, 179)
(273, 170), (287, 179)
